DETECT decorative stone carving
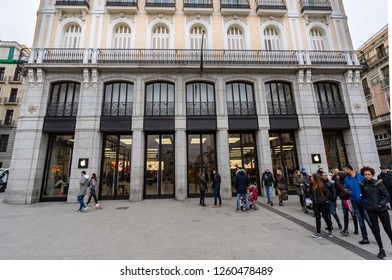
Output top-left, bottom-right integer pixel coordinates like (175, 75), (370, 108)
(58, 11), (86, 22)
(298, 70), (305, 88)
(28, 69), (35, 88)
(304, 15), (329, 26)
(186, 15), (211, 25)
(148, 14), (173, 24)
(259, 16), (284, 26)
(354, 70), (361, 87)
(83, 69), (90, 88)
(352, 103), (363, 113)
(223, 16), (248, 25)
(109, 13), (135, 24)
(27, 105), (38, 114)
(92, 69), (98, 89)
(346, 70), (353, 87)
(306, 70), (312, 86)
(36, 69), (44, 89)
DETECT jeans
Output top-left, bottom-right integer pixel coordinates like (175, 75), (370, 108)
(237, 193), (249, 210)
(77, 195), (86, 211)
(214, 187), (222, 206)
(327, 201), (341, 226)
(265, 186), (273, 203)
(313, 202), (332, 233)
(341, 200), (358, 232)
(351, 200), (372, 240)
(367, 209), (392, 249)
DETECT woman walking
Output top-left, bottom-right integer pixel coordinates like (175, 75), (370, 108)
(360, 166), (392, 259)
(275, 169), (286, 206)
(86, 173), (99, 208)
(293, 169), (307, 212)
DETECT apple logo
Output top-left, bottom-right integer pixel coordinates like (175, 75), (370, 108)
(314, 155), (319, 162)
(80, 159), (86, 167)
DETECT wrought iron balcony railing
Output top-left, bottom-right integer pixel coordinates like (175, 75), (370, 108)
(3, 97), (20, 104)
(0, 120), (15, 127)
(29, 48), (359, 66)
(267, 101), (296, 115)
(102, 102), (133, 116)
(145, 102), (175, 116)
(186, 102), (216, 116)
(257, 0), (286, 9)
(184, 0), (213, 8)
(145, 0), (175, 7)
(316, 101), (345, 115)
(299, 0), (332, 12)
(227, 101), (256, 116)
(106, 0), (137, 6)
(220, 0), (250, 9)
(46, 102), (79, 117)
(366, 47), (389, 68)
(55, 0), (90, 9)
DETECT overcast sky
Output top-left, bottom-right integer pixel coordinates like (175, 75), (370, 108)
(0, 0), (389, 49)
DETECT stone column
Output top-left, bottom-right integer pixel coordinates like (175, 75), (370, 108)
(175, 128), (187, 200)
(130, 128), (144, 202)
(216, 126), (231, 200)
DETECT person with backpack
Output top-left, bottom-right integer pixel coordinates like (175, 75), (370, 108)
(86, 173), (99, 208)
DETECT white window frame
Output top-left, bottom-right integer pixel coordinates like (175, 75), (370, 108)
(152, 25), (170, 49)
(227, 26), (245, 50)
(63, 24), (82, 49)
(264, 27), (281, 51)
(113, 24), (132, 49)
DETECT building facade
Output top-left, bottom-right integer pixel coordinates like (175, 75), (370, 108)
(358, 25), (391, 168)
(4, 0), (380, 204)
(0, 42), (29, 169)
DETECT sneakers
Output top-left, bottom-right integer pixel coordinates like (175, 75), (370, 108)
(312, 233), (322, 238)
(213, 205), (218, 208)
(377, 248), (386, 259)
(202, 204), (207, 207)
(340, 229), (349, 236)
(219, 205), (222, 207)
(83, 206), (88, 211)
(77, 209), (85, 213)
(328, 231), (334, 238)
(359, 239), (370, 245)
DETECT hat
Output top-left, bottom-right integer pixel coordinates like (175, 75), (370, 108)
(343, 164), (353, 171)
(380, 165), (388, 170)
(301, 168), (306, 171)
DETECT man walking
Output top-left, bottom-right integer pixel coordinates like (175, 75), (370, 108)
(262, 168), (274, 206)
(77, 171), (90, 212)
(378, 166), (392, 209)
(234, 168), (249, 211)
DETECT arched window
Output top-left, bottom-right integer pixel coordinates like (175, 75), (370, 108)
(63, 24), (81, 48)
(310, 28), (326, 51)
(186, 82), (215, 115)
(113, 25), (132, 49)
(103, 82), (134, 116)
(145, 82), (175, 116)
(47, 82), (80, 116)
(314, 82), (345, 114)
(264, 27), (281, 51)
(226, 82), (255, 115)
(227, 27), (244, 50)
(265, 82), (296, 115)
(190, 26), (207, 49)
(152, 25), (170, 49)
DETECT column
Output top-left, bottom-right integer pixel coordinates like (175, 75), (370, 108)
(216, 128), (231, 200)
(130, 129), (144, 201)
(175, 129), (187, 200)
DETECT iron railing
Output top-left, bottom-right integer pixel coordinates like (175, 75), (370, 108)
(55, 0), (90, 9)
(145, 0), (175, 7)
(299, 0), (332, 12)
(316, 101), (345, 115)
(186, 102), (216, 116)
(220, 0), (250, 9)
(106, 0), (137, 6)
(145, 102), (175, 116)
(42, 48), (86, 63)
(257, 0), (286, 9)
(227, 101), (256, 116)
(46, 102), (79, 117)
(308, 51), (347, 65)
(102, 102), (133, 116)
(267, 101), (296, 115)
(366, 47), (389, 67)
(184, 0), (213, 8)
(3, 97), (20, 104)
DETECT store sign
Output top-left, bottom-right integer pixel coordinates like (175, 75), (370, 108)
(78, 158), (89, 169)
(311, 154), (321, 164)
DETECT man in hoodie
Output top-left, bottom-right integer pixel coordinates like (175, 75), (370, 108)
(234, 168), (249, 211)
(77, 171), (90, 212)
(344, 164), (372, 244)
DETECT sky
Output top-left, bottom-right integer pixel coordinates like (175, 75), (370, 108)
(0, 0), (389, 49)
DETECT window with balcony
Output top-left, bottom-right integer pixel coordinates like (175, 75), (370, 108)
(186, 82), (215, 116)
(376, 44), (386, 59)
(310, 28), (326, 51)
(226, 82), (256, 115)
(314, 82), (345, 115)
(113, 25), (132, 49)
(103, 82), (134, 116)
(8, 88), (18, 103)
(145, 82), (175, 116)
(47, 82), (80, 117)
(152, 25), (170, 49)
(227, 27), (245, 50)
(368, 105), (376, 118)
(190, 26), (207, 49)
(0, 68), (5, 82)
(4, 110), (14, 126)
(63, 24), (82, 48)
(265, 82), (296, 115)
(12, 68), (21, 82)
(264, 27), (281, 50)
(0, 135), (9, 152)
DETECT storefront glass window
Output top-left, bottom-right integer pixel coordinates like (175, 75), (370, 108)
(323, 131), (347, 171)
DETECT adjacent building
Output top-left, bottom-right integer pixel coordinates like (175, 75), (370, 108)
(358, 24), (391, 167)
(0, 41), (29, 169)
(4, 0), (380, 204)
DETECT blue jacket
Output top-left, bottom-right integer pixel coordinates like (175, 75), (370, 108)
(345, 172), (365, 203)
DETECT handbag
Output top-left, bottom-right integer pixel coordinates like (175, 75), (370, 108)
(282, 190), (288, 201)
(277, 183), (285, 190)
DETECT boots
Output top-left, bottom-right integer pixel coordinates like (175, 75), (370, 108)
(301, 205), (306, 212)
(377, 248), (386, 259)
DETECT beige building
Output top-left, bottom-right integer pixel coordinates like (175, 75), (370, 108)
(358, 24), (391, 167)
(5, 0), (380, 204)
(0, 41), (29, 169)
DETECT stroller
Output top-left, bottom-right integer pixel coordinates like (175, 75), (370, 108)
(300, 184), (313, 215)
(241, 184), (259, 210)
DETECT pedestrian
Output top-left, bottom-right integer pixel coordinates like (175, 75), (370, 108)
(274, 169), (286, 206)
(86, 173), (99, 208)
(197, 171), (207, 207)
(309, 174), (333, 238)
(377, 165), (392, 208)
(360, 166), (392, 259)
(300, 168), (311, 184)
(234, 168), (249, 211)
(293, 169), (307, 212)
(344, 163), (372, 244)
(321, 172), (342, 230)
(211, 168), (222, 208)
(262, 168), (274, 206)
(317, 167), (324, 176)
(77, 171), (90, 212)
(335, 172), (359, 236)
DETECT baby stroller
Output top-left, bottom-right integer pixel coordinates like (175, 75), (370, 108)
(300, 184), (313, 215)
(240, 184), (259, 211)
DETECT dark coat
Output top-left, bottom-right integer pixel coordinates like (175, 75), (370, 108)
(262, 171), (274, 187)
(377, 172), (392, 193)
(360, 179), (390, 212)
(234, 170), (249, 195)
(309, 183), (330, 205)
(323, 179), (337, 202)
(212, 173), (221, 189)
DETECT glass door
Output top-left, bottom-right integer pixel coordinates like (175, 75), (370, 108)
(145, 134), (175, 198)
(323, 131), (347, 171)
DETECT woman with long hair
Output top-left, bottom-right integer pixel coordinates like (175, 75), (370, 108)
(360, 166), (392, 259)
(310, 174), (333, 238)
(86, 173), (100, 208)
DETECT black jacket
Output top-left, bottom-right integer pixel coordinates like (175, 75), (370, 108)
(377, 172), (392, 193)
(212, 173), (221, 189)
(309, 183), (330, 205)
(323, 179), (337, 202)
(234, 170), (249, 195)
(360, 179), (390, 212)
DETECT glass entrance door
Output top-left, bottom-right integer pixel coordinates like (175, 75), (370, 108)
(145, 134), (175, 198)
(187, 134), (216, 197)
(323, 131), (347, 171)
